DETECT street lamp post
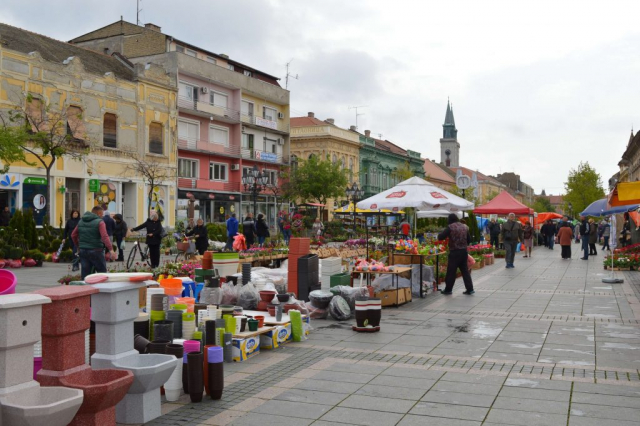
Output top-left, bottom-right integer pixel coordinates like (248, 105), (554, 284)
(242, 165), (269, 219)
(345, 182), (364, 233)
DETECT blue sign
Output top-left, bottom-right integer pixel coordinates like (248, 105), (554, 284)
(258, 152), (278, 163)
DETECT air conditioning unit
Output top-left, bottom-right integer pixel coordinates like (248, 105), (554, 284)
(241, 126), (247, 133)
(278, 112), (285, 119)
(200, 87), (208, 94)
(231, 164), (240, 171)
(277, 138), (284, 145)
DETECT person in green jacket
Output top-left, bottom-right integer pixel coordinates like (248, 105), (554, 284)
(71, 206), (113, 279)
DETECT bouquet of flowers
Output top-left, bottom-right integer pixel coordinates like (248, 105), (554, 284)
(395, 239), (418, 254)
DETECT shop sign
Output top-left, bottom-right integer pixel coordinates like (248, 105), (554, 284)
(33, 194), (46, 210)
(255, 116), (277, 130)
(219, 207), (224, 214)
(254, 151), (277, 163)
(88, 179), (100, 192)
(208, 193), (215, 199)
(23, 177), (47, 185)
(0, 174), (20, 188)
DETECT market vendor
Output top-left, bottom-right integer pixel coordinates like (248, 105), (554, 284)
(437, 213), (474, 295)
(186, 218), (208, 255)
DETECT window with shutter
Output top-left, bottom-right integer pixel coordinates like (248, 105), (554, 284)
(149, 122), (163, 154)
(67, 106), (85, 141)
(103, 113), (117, 148)
(26, 98), (43, 132)
(210, 126), (229, 146)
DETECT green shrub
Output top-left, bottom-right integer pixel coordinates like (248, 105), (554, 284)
(9, 247), (23, 260)
(22, 209), (38, 249)
(8, 209), (24, 235)
(25, 249), (45, 262)
(50, 239), (62, 252)
(58, 249), (74, 262)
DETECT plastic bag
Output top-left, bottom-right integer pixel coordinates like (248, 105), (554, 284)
(237, 282), (259, 310)
(287, 295), (309, 315)
(305, 301), (328, 319)
(328, 295), (351, 321)
(221, 282), (238, 305)
(200, 287), (222, 305)
(330, 286), (369, 311)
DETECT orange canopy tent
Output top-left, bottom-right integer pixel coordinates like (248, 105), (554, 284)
(609, 182), (640, 207)
(534, 212), (562, 227)
(473, 191), (534, 215)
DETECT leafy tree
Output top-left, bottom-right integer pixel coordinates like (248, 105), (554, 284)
(284, 155), (348, 218)
(532, 196), (554, 213)
(0, 117), (27, 173)
(564, 162), (605, 215)
(395, 161), (415, 181)
(2, 95), (90, 218)
(466, 212), (481, 243)
(449, 185), (479, 205)
(123, 152), (174, 220)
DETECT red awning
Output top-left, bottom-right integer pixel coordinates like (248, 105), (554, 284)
(473, 191), (534, 215)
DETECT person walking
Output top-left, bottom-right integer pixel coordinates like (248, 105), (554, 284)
(542, 220), (555, 250)
(400, 219), (411, 238)
(0, 206), (10, 227)
(225, 213), (239, 250)
(579, 216), (590, 260)
(282, 214), (292, 245)
(312, 218), (324, 238)
(437, 213), (474, 295)
(522, 220), (534, 258)
(102, 211), (116, 262)
(131, 212), (164, 268)
(63, 210), (81, 271)
(602, 219), (611, 251)
(112, 214), (128, 262)
(71, 206), (113, 279)
(256, 213), (270, 247)
(588, 218), (598, 256)
(557, 221), (574, 259)
(574, 220), (581, 244)
(277, 212), (285, 242)
(501, 213), (523, 268)
(186, 218), (208, 255)
(242, 213), (257, 247)
(488, 219), (501, 249)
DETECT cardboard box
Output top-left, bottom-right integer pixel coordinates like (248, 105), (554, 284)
(377, 288), (407, 307)
(232, 336), (260, 361)
(260, 323), (292, 349)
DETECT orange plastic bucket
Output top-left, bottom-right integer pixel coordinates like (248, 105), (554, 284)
(159, 278), (183, 296)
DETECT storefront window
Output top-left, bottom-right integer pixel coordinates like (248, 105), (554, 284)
(22, 177), (48, 226)
(94, 182), (117, 212)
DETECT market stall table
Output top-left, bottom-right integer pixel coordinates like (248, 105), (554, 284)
(357, 266), (412, 307)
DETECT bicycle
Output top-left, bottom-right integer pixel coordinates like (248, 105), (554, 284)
(126, 235), (151, 270)
(175, 236), (198, 263)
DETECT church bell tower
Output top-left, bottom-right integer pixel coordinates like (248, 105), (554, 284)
(440, 99), (460, 167)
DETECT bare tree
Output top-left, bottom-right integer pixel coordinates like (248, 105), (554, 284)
(1, 95), (90, 218)
(123, 152), (175, 221)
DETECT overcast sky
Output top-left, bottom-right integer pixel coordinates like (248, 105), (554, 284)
(3, 0), (639, 195)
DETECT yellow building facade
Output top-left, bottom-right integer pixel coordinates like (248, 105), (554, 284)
(0, 23), (178, 227)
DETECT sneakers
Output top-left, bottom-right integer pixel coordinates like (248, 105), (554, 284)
(463, 290), (475, 295)
(505, 263), (514, 268)
(440, 290), (453, 295)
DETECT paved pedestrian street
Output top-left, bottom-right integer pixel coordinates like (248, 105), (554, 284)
(135, 246), (640, 426)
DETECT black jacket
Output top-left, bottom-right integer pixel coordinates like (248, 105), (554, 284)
(103, 214), (115, 236)
(186, 224), (209, 250)
(113, 214), (128, 239)
(242, 218), (256, 238)
(579, 220), (590, 236)
(132, 219), (164, 246)
(0, 210), (10, 227)
(256, 218), (270, 237)
(64, 217), (80, 240)
(488, 222), (501, 236)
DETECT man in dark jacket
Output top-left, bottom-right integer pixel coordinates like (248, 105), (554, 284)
(225, 213), (239, 250)
(579, 216), (590, 260)
(542, 220), (556, 250)
(0, 206), (10, 226)
(438, 214), (474, 295)
(488, 219), (501, 249)
(71, 206), (113, 279)
(242, 213), (256, 247)
(501, 213), (524, 269)
(131, 212), (164, 268)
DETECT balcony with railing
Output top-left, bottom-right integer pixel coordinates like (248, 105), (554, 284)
(178, 96), (240, 123)
(241, 113), (289, 133)
(177, 178), (241, 193)
(178, 138), (241, 157)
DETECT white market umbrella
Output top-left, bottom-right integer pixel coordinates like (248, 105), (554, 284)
(417, 209), (462, 219)
(356, 177), (474, 212)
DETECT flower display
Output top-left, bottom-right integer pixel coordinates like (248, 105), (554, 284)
(353, 258), (393, 272)
(395, 239), (419, 254)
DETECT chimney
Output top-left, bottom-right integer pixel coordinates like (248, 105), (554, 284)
(307, 112), (315, 118)
(364, 130), (371, 137)
(325, 118), (334, 124)
(144, 23), (161, 32)
(220, 54), (229, 59)
(350, 125), (357, 131)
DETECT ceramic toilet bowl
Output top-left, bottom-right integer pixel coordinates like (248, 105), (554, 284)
(58, 368), (133, 414)
(112, 354), (175, 394)
(0, 385), (83, 426)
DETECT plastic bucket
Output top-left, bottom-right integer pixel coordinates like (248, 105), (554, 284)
(0, 270), (17, 295)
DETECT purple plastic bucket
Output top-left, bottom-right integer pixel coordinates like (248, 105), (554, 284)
(0, 269), (17, 295)
(33, 357), (42, 380)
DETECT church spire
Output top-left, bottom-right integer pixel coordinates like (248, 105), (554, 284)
(443, 99), (457, 139)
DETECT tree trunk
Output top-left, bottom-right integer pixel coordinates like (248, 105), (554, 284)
(45, 165), (52, 225)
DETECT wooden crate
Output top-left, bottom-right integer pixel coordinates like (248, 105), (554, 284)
(377, 288), (406, 307)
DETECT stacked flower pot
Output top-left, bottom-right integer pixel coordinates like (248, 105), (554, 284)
(287, 238), (311, 297)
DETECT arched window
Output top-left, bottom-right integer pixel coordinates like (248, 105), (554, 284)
(103, 113), (117, 148)
(332, 154), (337, 164)
(308, 153), (316, 160)
(341, 156), (345, 169)
(291, 155), (298, 171)
(149, 122), (163, 154)
(349, 158), (354, 182)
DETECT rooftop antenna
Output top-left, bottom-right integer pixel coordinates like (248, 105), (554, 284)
(285, 59), (298, 90)
(378, 133), (383, 139)
(348, 105), (367, 130)
(137, 0), (143, 25)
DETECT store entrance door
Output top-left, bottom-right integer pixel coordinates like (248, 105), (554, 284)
(65, 178), (81, 217)
(122, 182), (137, 227)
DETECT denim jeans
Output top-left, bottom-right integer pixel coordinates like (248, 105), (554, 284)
(581, 237), (589, 259)
(225, 236), (234, 251)
(79, 248), (107, 279)
(548, 236), (554, 249)
(603, 236), (610, 251)
(505, 241), (518, 265)
(258, 236), (266, 246)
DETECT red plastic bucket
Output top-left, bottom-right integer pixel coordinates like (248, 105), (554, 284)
(0, 269), (17, 295)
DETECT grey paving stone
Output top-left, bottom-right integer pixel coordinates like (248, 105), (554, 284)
(498, 386), (570, 402)
(322, 362), (389, 375)
(229, 412), (313, 426)
(504, 377), (572, 391)
(571, 392), (640, 409)
(275, 389), (348, 406)
(569, 417), (640, 426)
(355, 384), (428, 401)
(251, 400), (332, 420)
(293, 378), (363, 394)
(338, 394), (416, 414)
(493, 396), (568, 414)
(312, 370), (376, 384)
(369, 375), (437, 390)
(397, 414), (482, 425)
(421, 390), (496, 407)
(440, 372), (507, 385)
(409, 401), (489, 421)
(571, 403), (640, 422)
(431, 380), (502, 395)
(318, 407), (404, 426)
(380, 365), (445, 380)
(573, 382), (640, 397)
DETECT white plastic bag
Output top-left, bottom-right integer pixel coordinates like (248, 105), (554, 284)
(221, 282), (238, 305)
